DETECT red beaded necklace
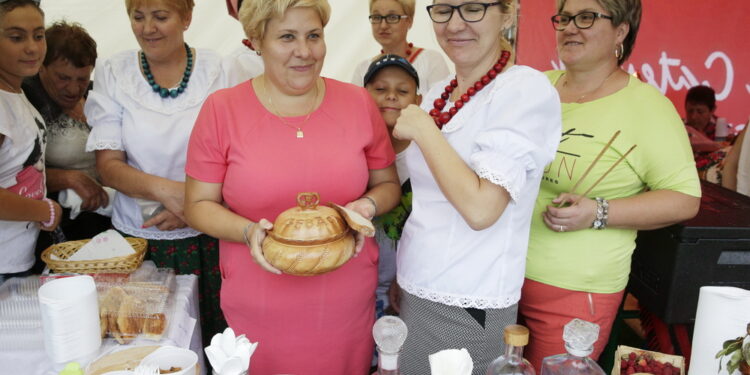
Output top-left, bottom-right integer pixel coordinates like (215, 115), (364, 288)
(429, 50), (511, 128)
(381, 42), (413, 58)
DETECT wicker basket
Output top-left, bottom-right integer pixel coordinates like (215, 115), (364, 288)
(42, 237), (148, 274)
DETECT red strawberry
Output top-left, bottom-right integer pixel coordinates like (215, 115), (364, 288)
(621, 359), (628, 369)
(629, 352), (637, 361)
(625, 367), (635, 375)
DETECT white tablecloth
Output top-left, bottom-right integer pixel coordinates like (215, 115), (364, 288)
(0, 275), (204, 375)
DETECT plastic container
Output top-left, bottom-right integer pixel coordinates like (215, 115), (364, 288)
(0, 276), (44, 350)
(139, 346), (198, 375)
(94, 263), (175, 343)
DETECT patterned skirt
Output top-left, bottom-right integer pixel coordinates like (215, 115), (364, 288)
(399, 289), (518, 375)
(143, 234), (227, 347)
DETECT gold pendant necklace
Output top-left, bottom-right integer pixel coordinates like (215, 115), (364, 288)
(262, 76), (318, 138)
(563, 68), (619, 103)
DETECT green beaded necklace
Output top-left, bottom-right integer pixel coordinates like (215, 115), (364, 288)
(140, 43), (193, 98)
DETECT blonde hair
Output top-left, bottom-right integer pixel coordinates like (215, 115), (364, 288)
(369, 0), (415, 19)
(556, 0), (641, 64)
(239, 0), (331, 42)
(125, 0), (195, 20)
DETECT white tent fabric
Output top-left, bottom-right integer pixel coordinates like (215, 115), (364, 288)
(40, 0), (452, 83)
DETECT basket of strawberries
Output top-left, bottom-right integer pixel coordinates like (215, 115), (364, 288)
(612, 345), (685, 375)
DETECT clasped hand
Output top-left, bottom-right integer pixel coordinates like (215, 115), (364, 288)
(542, 193), (597, 232)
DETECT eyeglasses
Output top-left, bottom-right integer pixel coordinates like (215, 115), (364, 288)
(426, 2), (502, 23)
(369, 14), (409, 24)
(550, 12), (613, 31)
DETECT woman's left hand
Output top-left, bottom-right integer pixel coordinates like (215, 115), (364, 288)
(542, 193), (597, 233)
(393, 104), (433, 142)
(344, 198), (376, 255)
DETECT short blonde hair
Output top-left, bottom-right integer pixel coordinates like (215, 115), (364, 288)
(239, 0), (331, 42)
(125, 0), (195, 20)
(369, 0), (415, 19)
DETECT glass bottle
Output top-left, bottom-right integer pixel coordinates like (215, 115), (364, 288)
(540, 319), (605, 375)
(373, 315), (408, 375)
(485, 324), (536, 375)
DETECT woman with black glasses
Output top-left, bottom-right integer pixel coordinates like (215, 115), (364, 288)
(519, 0), (700, 367)
(389, 1), (560, 373)
(351, 0), (448, 95)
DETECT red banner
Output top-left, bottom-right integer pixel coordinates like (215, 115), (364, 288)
(517, 1), (750, 130)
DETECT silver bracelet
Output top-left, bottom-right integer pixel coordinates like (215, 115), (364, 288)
(592, 197), (609, 230)
(242, 222), (254, 247)
(361, 195), (377, 216)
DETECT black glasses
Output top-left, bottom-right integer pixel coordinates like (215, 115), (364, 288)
(550, 12), (613, 31)
(426, 2), (501, 23)
(369, 14), (409, 24)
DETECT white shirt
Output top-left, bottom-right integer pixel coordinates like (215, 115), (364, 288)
(85, 49), (226, 240)
(0, 90), (46, 273)
(352, 48), (450, 96)
(737, 126), (750, 196)
(222, 45), (264, 87)
(397, 66), (561, 309)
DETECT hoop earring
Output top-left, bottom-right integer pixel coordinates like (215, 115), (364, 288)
(615, 43), (624, 60)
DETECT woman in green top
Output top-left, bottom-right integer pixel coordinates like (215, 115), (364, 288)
(519, 0), (701, 367)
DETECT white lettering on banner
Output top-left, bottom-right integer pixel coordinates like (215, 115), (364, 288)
(550, 51), (740, 100)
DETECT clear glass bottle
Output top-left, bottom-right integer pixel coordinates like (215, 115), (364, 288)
(373, 316), (408, 375)
(485, 324), (536, 375)
(539, 319), (605, 375)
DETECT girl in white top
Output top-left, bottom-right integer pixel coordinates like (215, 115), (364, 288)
(0, 0), (62, 280)
(351, 0), (450, 96)
(391, 1), (560, 373)
(84, 0), (227, 343)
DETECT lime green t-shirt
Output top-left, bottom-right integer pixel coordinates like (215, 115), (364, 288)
(525, 71), (701, 293)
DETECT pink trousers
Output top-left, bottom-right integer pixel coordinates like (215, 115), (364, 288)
(518, 278), (625, 369)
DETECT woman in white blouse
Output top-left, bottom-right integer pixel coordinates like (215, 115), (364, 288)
(351, 0), (449, 96)
(85, 0), (226, 344)
(390, 0), (561, 373)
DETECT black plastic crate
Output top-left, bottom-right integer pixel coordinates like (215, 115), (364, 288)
(629, 181), (750, 324)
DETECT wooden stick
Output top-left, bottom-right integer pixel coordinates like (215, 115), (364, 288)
(570, 144), (638, 206)
(557, 130), (621, 208)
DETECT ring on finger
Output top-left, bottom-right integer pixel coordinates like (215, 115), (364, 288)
(558, 225), (565, 232)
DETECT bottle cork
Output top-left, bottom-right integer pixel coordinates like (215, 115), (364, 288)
(503, 324), (530, 347)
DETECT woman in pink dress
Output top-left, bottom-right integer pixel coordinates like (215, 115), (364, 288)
(184, 0), (400, 374)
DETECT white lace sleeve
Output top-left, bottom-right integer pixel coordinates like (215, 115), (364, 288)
(85, 56), (125, 151)
(469, 67), (562, 202)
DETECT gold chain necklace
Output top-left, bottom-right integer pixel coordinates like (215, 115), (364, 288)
(262, 76), (318, 139)
(563, 68), (619, 103)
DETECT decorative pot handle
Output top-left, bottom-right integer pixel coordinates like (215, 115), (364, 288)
(297, 192), (320, 209)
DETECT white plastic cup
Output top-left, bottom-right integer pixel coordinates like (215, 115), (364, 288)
(715, 117), (729, 141)
(38, 276), (101, 364)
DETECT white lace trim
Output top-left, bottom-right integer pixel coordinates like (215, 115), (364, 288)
(474, 166), (519, 202)
(400, 279), (518, 309)
(109, 49), (222, 115)
(114, 222), (200, 240)
(85, 140), (123, 152)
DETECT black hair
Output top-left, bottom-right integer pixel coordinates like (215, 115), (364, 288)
(686, 85), (716, 110)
